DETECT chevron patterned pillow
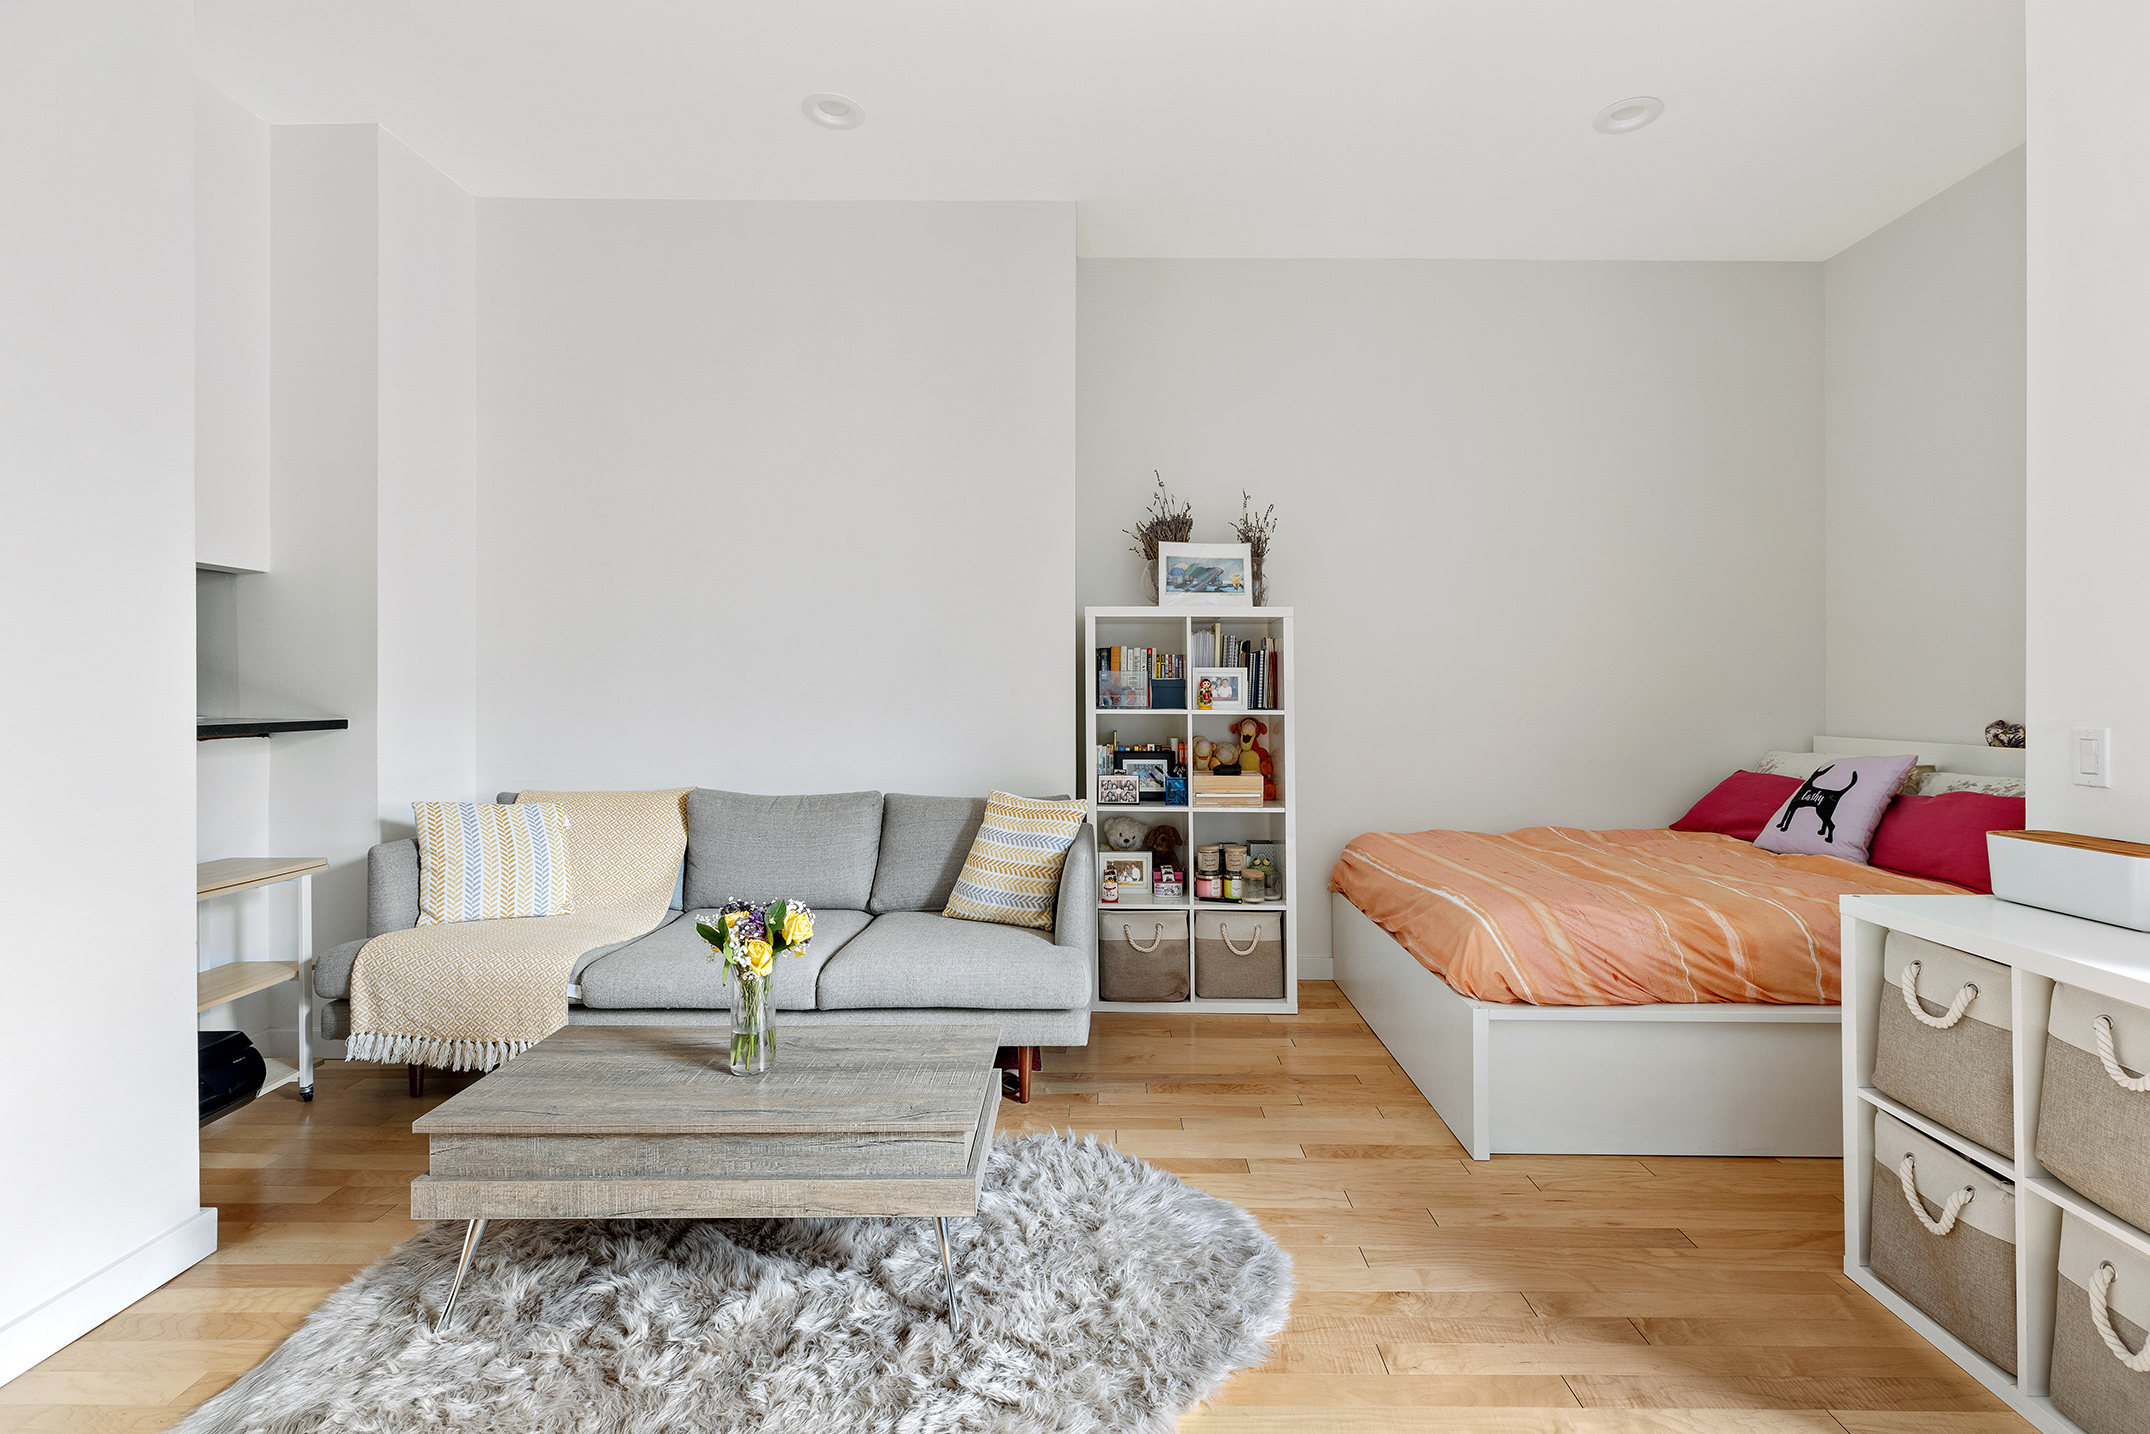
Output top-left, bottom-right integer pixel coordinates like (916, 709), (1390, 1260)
(943, 791), (1089, 930)
(414, 801), (575, 925)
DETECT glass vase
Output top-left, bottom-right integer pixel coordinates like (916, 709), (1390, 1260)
(729, 966), (774, 1075)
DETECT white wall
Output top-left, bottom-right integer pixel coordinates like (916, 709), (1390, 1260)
(377, 130), (479, 836)
(475, 201), (1077, 800)
(195, 81), (270, 573)
(246, 124), (383, 956)
(1823, 147), (2025, 747)
(0, 0), (210, 1382)
(1079, 260), (1825, 964)
(2026, 6), (2150, 839)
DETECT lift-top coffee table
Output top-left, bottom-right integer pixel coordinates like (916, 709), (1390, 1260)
(410, 1023), (1002, 1330)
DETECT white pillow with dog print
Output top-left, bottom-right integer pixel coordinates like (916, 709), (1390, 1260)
(1752, 754), (1917, 865)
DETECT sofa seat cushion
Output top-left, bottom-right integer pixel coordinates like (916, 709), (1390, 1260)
(815, 911), (1090, 1011)
(686, 790), (884, 912)
(577, 909), (872, 1012)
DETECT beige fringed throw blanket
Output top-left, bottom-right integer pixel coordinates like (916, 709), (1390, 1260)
(347, 788), (689, 1071)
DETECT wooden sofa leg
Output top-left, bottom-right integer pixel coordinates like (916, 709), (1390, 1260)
(996, 1046), (1037, 1103)
(408, 1063), (425, 1097)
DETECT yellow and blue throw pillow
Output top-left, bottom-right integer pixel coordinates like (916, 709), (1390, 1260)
(943, 791), (1088, 930)
(414, 801), (575, 925)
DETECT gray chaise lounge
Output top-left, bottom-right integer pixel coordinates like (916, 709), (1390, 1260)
(315, 790), (1095, 1101)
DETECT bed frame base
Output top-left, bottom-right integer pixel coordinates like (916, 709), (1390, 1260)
(1332, 894), (1843, 1160)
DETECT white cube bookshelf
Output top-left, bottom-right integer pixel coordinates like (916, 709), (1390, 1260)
(1083, 605), (1296, 1014)
(1842, 891), (2150, 1434)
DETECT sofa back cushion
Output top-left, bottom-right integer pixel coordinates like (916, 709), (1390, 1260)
(869, 794), (988, 914)
(685, 789), (884, 911)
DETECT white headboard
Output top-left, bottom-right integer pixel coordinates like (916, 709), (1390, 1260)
(1812, 734), (2025, 779)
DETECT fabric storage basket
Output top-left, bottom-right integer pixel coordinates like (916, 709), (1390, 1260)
(1194, 910), (1284, 999)
(2052, 1211), (2150, 1434)
(1870, 931), (2015, 1156)
(1868, 1110), (2018, 1374)
(2036, 982), (2150, 1232)
(1099, 911), (1190, 1002)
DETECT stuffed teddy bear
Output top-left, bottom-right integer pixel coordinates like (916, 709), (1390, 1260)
(1100, 814), (1147, 852)
(1144, 823), (1182, 867)
(1232, 716), (1275, 802)
(1191, 736), (1215, 773)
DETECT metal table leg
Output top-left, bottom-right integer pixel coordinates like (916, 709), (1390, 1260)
(936, 1216), (959, 1330)
(436, 1218), (487, 1333)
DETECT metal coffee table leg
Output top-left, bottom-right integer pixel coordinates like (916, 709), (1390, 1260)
(436, 1218), (488, 1333)
(936, 1216), (959, 1330)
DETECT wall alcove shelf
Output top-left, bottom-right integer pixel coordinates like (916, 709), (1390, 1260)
(197, 716), (348, 740)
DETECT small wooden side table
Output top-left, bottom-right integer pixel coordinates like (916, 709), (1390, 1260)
(197, 856), (328, 1102)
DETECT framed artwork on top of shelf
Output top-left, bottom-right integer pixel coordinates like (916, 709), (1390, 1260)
(1157, 543), (1253, 609)
(1192, 667), (1247, 712)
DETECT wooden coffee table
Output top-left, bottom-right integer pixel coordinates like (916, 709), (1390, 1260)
(410, 1023), (1002, 1330)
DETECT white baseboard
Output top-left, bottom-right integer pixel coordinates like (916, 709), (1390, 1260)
(0, 1207), (217, 1385)
(1298, 951), (1334, 980)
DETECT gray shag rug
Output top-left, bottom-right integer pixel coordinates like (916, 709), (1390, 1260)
(177, 1134), (1291, 1433)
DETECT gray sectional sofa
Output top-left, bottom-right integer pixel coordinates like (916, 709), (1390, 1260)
(315, 790), (1095, 1097)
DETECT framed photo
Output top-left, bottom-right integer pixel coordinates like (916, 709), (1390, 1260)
(1096, 772), (1141, 806)
(1101, 852), (1152, 898)
(1117, 754), (1172, 803)
(1192, 666), (1247, 713)
(1157, 542), (1254, 610)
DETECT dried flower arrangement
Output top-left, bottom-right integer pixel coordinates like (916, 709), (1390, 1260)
(1231, 492), (1277, 607)
(1125, 472), (1193, 601)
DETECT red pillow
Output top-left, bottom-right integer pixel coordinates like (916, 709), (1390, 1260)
(1672, 771), (1801, 842)
(1868, 792), (2027, 893)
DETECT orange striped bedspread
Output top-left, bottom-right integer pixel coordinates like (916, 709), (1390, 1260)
(1330, 827), (1963, 1006)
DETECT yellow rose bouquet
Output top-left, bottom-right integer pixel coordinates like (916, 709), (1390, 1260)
(695, 899), (813, 1075)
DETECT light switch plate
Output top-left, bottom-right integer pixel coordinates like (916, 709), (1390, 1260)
(2072, 726), (2113, 788)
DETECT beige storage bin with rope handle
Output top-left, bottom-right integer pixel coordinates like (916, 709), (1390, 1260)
(1098, 910), (1190, 1003)
(1194, 909), (1284, 999)
(2052, 1211), (2150, 1434)
(1868, 1110), (2018, 1374)
(1871, 931), (2016, 1156)
(2037, 982), (2150, 1232)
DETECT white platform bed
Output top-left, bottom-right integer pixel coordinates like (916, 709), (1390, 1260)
(1333, 734), (2026, 1160)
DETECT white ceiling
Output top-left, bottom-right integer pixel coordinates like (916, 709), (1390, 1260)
(195, 0), (2025, 260)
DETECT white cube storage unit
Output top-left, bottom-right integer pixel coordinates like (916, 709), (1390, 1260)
(1844, 893), (2150, 1434)
(1083, 606), (1296, 1014)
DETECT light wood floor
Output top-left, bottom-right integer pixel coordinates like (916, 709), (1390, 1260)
(2, 982), (2028, 1433)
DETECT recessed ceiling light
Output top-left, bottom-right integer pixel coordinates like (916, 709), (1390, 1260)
(1593, 96), (1663, 135)
(802, 94), (865, 130)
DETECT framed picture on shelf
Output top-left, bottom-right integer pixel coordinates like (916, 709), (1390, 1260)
(1096, 773), (1141, 805)
(1157, 542), (1254, 609)
(1101, 853), (1151, 899)
(1192, 666), (1247, 713)
(1118, 754), (1172, 802)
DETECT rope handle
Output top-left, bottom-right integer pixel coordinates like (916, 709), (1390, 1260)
(2093, 1015), (2150, 1093)
(1220, 924), (1260, 956)
(1123, 924), (1164, 954)
(2089, 1262), (2150, 1372)
(1896, 1154), (1975, 1237)
(1900, 961), (1978, 1030)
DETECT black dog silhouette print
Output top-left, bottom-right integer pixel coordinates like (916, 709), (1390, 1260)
(1776, 764), (1859, 844)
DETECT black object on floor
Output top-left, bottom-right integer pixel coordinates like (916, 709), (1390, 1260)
(200, 1029), (267, 1126)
